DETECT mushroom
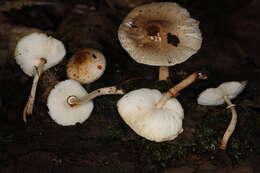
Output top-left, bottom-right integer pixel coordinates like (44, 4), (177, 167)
(67, 48), (106, 84)
(117, 72), (207, 142)
(15, 32), (66, 122)
(118, 2), (202, 81)
(47, 79), (124, 126)
(197, 81), (247, 150)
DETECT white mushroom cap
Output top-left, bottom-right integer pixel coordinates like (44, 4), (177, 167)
(47, 79), (94, 126)
(67, 48), (106, 84)
(197, 81), (247, 106)
(15, 32), (66, 76)
(118, 2), (202, 66)
(117, 88), (184, 142)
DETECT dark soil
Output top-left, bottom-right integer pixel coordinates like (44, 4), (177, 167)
(0, 0), (259, 172)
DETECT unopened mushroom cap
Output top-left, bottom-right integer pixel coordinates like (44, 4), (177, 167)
(47, 79), (94, 126)
(117, 88), (184, 142)
(118, 2), (202, 66)
(197, 81), (247, 106)
(67, 48), (106, 84)
(15, 32), (66, 76)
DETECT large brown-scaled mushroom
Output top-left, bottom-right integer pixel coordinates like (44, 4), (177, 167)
(118, 2), (202, 80)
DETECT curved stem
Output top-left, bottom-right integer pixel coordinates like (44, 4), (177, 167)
(219, 96), (238, 150)
(156, 72), (207, 109)
(159, 66), (169, 81)
(23, 58), (46, 122)
(67, 86), (124, 106)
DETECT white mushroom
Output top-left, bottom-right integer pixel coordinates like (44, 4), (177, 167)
(197, 81), (247, 150)
(67, 48), (106, 84)
(15, 32), (66, 122)
(47, 79), (124, 126)
(118, 2), (202, 80)
(47, 79), (93, 126)
(117, 72), (207, 142)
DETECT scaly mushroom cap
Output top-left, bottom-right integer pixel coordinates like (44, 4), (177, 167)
(197, 81), (247, 106)
(67, 48), (106, 84)
(47, 79), (94, 126)
(118, 2), (202, 66)
(117, 88), (184, 142)
(15, 32), (66, 76)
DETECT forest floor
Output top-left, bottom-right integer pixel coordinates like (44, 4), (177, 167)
(0, 0), (259, 172)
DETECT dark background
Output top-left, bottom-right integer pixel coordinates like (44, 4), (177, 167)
(0, 0), (259, 172)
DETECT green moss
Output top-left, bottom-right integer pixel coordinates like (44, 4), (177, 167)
(98, 160), (130, 173)
(192, 106), (259, 163)
(94, 95), (122, 117)
(127, 139), (190, 172)
(193, 108), (233, 153)
(106, 120), (126, 138)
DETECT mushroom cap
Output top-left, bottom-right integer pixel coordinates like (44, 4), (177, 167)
(47, 79), (94, 126)
(67, 48), (106, 84)
(118, 2), (202, 66)
(197, 81), (247, 106)
(117, 88), (184, 142)
(15, 32), (66, 76)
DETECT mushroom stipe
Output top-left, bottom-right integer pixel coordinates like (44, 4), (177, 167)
(67, 86), (124, 106)
(219, 96), (238, 150)
(23, 58), (46, 122)
(156, 72), (207, 109)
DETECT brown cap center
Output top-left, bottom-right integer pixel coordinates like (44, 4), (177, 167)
(146, 25), (160, 36)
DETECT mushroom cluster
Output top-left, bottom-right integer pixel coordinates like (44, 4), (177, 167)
(45, 47), (113, 126)
(12, 2), (248, 149)
(118, 2), (202, 80)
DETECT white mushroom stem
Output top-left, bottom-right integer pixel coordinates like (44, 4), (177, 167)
(156, 72), (207, 108)
(219, 96), (238, 150)
(23, 58), (46, 122)
(67, 86), (124, 106)
(159, 66), (169, 81)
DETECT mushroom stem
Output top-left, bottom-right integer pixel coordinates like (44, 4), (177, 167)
(156, 72), (207, 108)
(23, 58), (46, 122)
(159, 66), (169, 81)
(67, 86), (124, 106)
(219, 96), (238, 150)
